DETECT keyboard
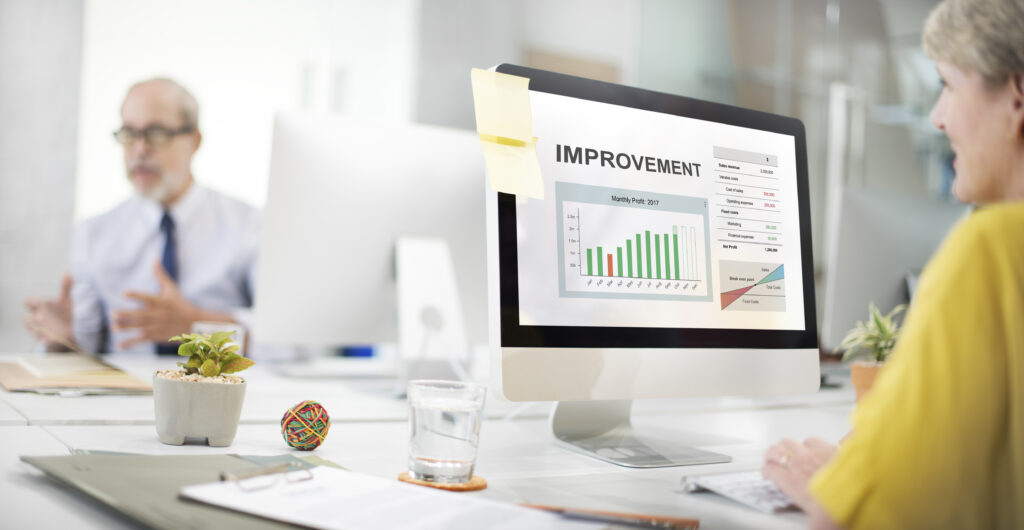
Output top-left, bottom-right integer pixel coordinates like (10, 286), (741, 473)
(682, 471), (797, 514)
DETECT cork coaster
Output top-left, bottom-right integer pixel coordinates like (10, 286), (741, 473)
(397, 471), (487, 491)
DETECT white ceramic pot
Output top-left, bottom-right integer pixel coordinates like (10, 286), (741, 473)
(153, 374), (246, 447)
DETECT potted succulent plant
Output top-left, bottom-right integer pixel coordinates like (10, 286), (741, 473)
(838, 302), (905, 401)
(153, 331), (254, 447)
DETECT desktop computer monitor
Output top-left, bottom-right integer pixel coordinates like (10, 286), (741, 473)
(485, 65), (820, 467)
(254, 112), (488, 376)
(821, 188), (968, 351)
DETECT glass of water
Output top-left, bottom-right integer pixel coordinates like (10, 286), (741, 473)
(406, 380), (486, 484)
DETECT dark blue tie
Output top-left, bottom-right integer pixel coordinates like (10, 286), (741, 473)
(156, 212), (178, 355)
(160, 212), (178, 282)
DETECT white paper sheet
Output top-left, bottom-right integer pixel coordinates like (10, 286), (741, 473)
(180, 467), (601, 530)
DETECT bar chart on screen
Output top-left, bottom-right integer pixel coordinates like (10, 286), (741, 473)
(556, 182), (712, 302)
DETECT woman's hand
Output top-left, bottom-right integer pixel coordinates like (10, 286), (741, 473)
(762, 437), (838, 512)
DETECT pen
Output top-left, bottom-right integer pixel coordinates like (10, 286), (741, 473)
(520, 503), (699, 529)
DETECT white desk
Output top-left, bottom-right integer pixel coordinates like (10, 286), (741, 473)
(339, 408), (849, 530)
(0, 353), (854, 426)
(0, 355), (410, 425)
(0, 376), (408, 425)
(39, 405), (852, 529)
(0, 351), (856, 529)
(45, 423), (289, 456)
(0, 398), (27, 425)
(0, 426), (135, 529)
(1, 354), (562, 424)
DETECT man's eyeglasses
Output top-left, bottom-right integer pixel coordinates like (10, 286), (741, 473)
(113, 125), (194, 146)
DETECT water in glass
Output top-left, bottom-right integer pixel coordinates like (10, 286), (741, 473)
(407, 384), (484, 483)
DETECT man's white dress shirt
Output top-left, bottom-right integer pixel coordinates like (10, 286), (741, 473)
(70, 183), (260, 353)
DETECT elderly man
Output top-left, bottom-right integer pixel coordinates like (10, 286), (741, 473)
(23, 78), (259, 353)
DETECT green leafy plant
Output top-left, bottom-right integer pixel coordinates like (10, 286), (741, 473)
(169, 332), (254, 377)
(839, 302), (906, 363)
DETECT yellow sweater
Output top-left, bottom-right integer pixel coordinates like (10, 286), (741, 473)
(810, 202), (1024, 529)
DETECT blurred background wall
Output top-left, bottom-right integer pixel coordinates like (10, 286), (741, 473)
(0, 0), (948, 351)
(0, 0), (82, 351)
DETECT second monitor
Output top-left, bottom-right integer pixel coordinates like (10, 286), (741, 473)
(255, 113), (487, 376)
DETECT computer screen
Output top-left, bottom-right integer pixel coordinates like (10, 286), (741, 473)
(516, 90), (806, 335)
(492, 64), (815, 350)
(486, 65), (818, 467)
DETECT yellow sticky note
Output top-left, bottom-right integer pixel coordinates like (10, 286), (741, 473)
(471, 69), (532, 143)
(480, 137), (544, 200)
(470, 68), (545, 200)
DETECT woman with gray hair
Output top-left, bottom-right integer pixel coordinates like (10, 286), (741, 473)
(761, 0), (1024, 528)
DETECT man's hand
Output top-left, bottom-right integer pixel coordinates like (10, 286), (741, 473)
(113, 261), (233, 349)
(762, 437), (837, 512)
(23, 274), (76, 352)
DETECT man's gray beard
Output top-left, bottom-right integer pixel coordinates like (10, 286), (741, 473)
(133, 171), (184, 203)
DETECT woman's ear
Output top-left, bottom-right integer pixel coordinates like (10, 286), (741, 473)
(1012, 73), (1024, 134)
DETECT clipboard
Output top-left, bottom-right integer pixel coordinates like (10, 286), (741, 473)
(22, 454), (309, 530)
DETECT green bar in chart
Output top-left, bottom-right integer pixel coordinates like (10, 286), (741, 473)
(616, 247), (623, 277)
(655, 235), (662, 279)
(626, 240), (633, 277)
(587, 248), (593, 276)
(673, 227), (680, 280)
(596, 246), (603, 276)
(635, 234), (643, 278)
(663, 234), (671, 280)
(645, 231), (652, 278)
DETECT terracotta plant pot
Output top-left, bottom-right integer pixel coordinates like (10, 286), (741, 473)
(153, 374), (246, 447)
(850, 361), (883, 402)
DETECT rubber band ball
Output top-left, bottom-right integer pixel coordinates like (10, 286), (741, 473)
(281, 400), (330, 450)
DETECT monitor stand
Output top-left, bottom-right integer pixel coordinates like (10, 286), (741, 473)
(550, 400), (731, 468)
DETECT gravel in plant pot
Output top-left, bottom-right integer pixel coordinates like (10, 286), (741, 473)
(839, 302), (905, 402)
(153, 331), (254, 447)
